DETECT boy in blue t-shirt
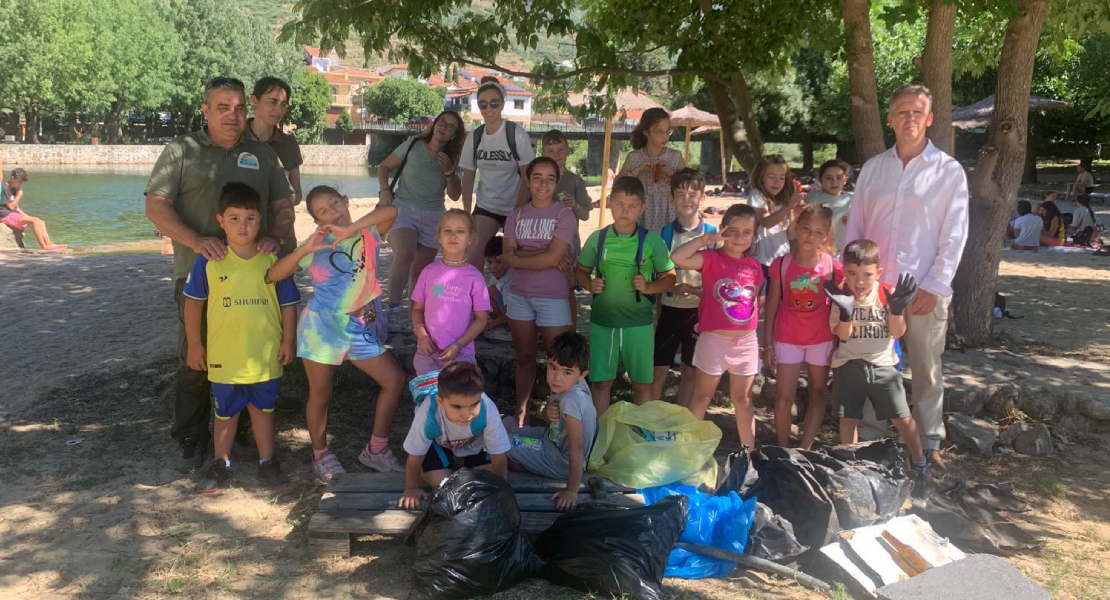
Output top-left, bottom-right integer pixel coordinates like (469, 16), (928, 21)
(183, 183), (300, 494)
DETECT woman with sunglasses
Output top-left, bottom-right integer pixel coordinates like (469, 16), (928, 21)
(377, 110), (468, 332)
(460, 77), (536, 272)
(617, 107), (685, 232)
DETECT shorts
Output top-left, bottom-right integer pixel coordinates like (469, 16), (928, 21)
(589, 322), (654, 383)
(505, 290), (572, 327)
(413, 350), (476, 376)
(1, 212), (26, 230)
(508, 426), (568, 481)
(692, 330), (760, 376)
(833, 359), (909, 420)
(393, 200), (444, 248)
(493, 292), (510, 331)
(421, 443), (492, 472)
(473, 205), (508, 229)
(774, 340), (834, 367)
(297, 307), (386, 365)
(654, 305), (700, 368)
(211, 378), (279, 419)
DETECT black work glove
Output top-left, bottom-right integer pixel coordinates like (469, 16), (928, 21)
(823, 279), (855, 322)
(884, 273), (918, 316)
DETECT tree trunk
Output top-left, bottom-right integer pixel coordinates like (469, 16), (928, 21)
(707, 80), (759, 174)
(950, 0), (1048, 347)
(841, 0), (886, 162)
(1022, 114), (1039, 183)
(923, 0), (957, 155)
(25, 104), (40, 144)
(802, 133), (815, 174)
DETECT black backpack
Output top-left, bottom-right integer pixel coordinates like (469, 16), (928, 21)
(472, 120), (520, 164)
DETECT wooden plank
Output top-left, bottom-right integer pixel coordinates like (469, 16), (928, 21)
(319, 491), (645, 512)
(309, 509), (560, 536)
(325, 471), (632, 494)
(308, 530), (351, 558)
(598, 115), (614, 228)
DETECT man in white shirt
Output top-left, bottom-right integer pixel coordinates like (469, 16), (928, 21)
(842, 84), (970, 471)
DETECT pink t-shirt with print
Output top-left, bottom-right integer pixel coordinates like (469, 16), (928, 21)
(768, 253), (843, 346)
(504, 202), (577, 299)
(697, 249), (765, 333)
(411, 261), (492, 356)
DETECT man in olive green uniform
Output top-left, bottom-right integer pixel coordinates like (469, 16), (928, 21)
(145, 77), (294, 473)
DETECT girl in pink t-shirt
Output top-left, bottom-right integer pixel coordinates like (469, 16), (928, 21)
(411, 209), (492, 376)
(671, 204), (764, 449)
(501, 157), (576, 425)
(764, 204), (843, 449)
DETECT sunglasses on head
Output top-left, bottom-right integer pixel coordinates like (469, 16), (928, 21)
(477, 100), (502, 110)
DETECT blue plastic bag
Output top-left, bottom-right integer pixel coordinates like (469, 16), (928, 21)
(641, 483), (757, 579)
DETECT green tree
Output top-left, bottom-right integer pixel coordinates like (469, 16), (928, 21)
(361, 77), (444, 123)
(335, 111), (354, 143)
(289, 67), (330, 144)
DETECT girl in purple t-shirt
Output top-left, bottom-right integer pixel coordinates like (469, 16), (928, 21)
(501, 157), (577, 425)
(411, 209), (492, 375)
(671, 204), (764, 450)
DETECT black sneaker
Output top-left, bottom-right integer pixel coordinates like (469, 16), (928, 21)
(257, 459), (290, 489)
(195, 462), (233, 494)
(175, 438), (211, 474)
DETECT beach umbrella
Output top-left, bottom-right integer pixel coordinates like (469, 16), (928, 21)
(669, 104), (720, 163)
(691, 123), (731, 185)
(952, 94), (1074, 183)
(569, 89), (663, 227)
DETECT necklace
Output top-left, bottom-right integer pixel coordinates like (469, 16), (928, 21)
(442, 257), (468, 267)
(250, 120), (275, 143)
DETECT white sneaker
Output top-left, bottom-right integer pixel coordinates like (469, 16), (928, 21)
(483, 328), (514, 342)
(311, 451), (347, 483)
(385, 305), (405, 334)
(358, 446), (404, 473)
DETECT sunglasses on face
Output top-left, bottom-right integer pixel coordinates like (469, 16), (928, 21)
(477, 100), (502, 110)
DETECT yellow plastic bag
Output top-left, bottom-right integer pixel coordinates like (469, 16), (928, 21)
(587, 400), (722, 490)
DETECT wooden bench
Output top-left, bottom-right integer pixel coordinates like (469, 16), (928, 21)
(308, 471), (642, 558)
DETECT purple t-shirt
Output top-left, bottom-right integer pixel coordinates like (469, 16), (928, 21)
(411, 261), (492, 356)
(504, 202), (577, 299)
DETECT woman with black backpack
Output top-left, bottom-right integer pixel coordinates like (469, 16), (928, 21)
(377, 110), (467, 332)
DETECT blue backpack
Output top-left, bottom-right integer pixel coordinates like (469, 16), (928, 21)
(594, 224), (653, 303)
(408, 370), (488, 441)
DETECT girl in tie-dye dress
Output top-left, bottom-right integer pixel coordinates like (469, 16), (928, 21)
(669, 204), (764, 450)
(267, 185), (406, 482)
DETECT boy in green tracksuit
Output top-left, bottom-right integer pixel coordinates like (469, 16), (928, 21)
(576, 176), (676, 414)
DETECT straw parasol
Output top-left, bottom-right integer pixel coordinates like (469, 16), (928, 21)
(951, 94), (1073, 129)
(568, 88), (663, 227)
(669, 104), (720, 163)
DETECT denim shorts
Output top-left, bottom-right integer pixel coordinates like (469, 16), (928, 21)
(505, 290), (572, 327)
(393, 199), (444, 248)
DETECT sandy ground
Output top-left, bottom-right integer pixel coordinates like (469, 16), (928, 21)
(1, 187), (1108, 599)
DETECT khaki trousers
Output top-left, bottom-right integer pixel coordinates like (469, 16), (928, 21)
(857, 295), (949, 450)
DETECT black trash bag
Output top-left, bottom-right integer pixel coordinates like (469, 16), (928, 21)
(912, 481), (1044, 556)
(715, 447), (760, 497)
(823, 439), (903, 467)
(534, 495), (688, 600)
(745, 502), (809, 563)
(407, 469), (544, 600)
(736, 446), (840, 554)
(800, 448), (914, 530)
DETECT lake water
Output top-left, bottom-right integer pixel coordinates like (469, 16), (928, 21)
(9, 164), (380, 248)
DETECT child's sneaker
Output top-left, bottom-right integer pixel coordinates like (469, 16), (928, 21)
(358, 446), (404, 473)
(257, 459), (290, 489)
(195, 462), (233, 494)
(312, 451), (346, 483)
(482, 328), (514, 343)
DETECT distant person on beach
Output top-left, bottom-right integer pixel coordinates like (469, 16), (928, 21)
(461, 77), (535, 274)
(378, 110), (466, 333)
(1010, 200), (1042, 251)
(1, 168), (67, 250)
(1039, 200), (1065, 247)
(843, 84), (969, 472)
(183, 183), (299, 494)
(617, 107), (685, 232)
(1067, 162), (1095, 202)
(145, 77), (295, 473)
(247, 76), (304, 254)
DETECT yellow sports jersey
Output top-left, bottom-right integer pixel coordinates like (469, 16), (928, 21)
(182, 250), (300, 384)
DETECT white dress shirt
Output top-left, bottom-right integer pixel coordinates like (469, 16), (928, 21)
(842, 140), (969, 297)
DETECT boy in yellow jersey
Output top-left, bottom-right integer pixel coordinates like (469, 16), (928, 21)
(183, 183), (300, 493)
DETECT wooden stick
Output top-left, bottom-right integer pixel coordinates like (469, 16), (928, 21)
(598, 116), (613, 228)
(677, 543), (831, 592)
(719, 130), (728, 184)
(684, 126), (692, 163)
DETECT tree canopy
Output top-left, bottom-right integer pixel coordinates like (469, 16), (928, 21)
(361, 77), (445, 123)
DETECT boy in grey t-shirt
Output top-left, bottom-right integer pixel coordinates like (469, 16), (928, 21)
(503, 332), (596, 511)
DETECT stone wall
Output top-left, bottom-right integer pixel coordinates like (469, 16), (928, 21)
(0, 144), (367, 166)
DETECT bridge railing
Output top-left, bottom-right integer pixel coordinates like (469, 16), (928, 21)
(356, 118), (640, 136)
